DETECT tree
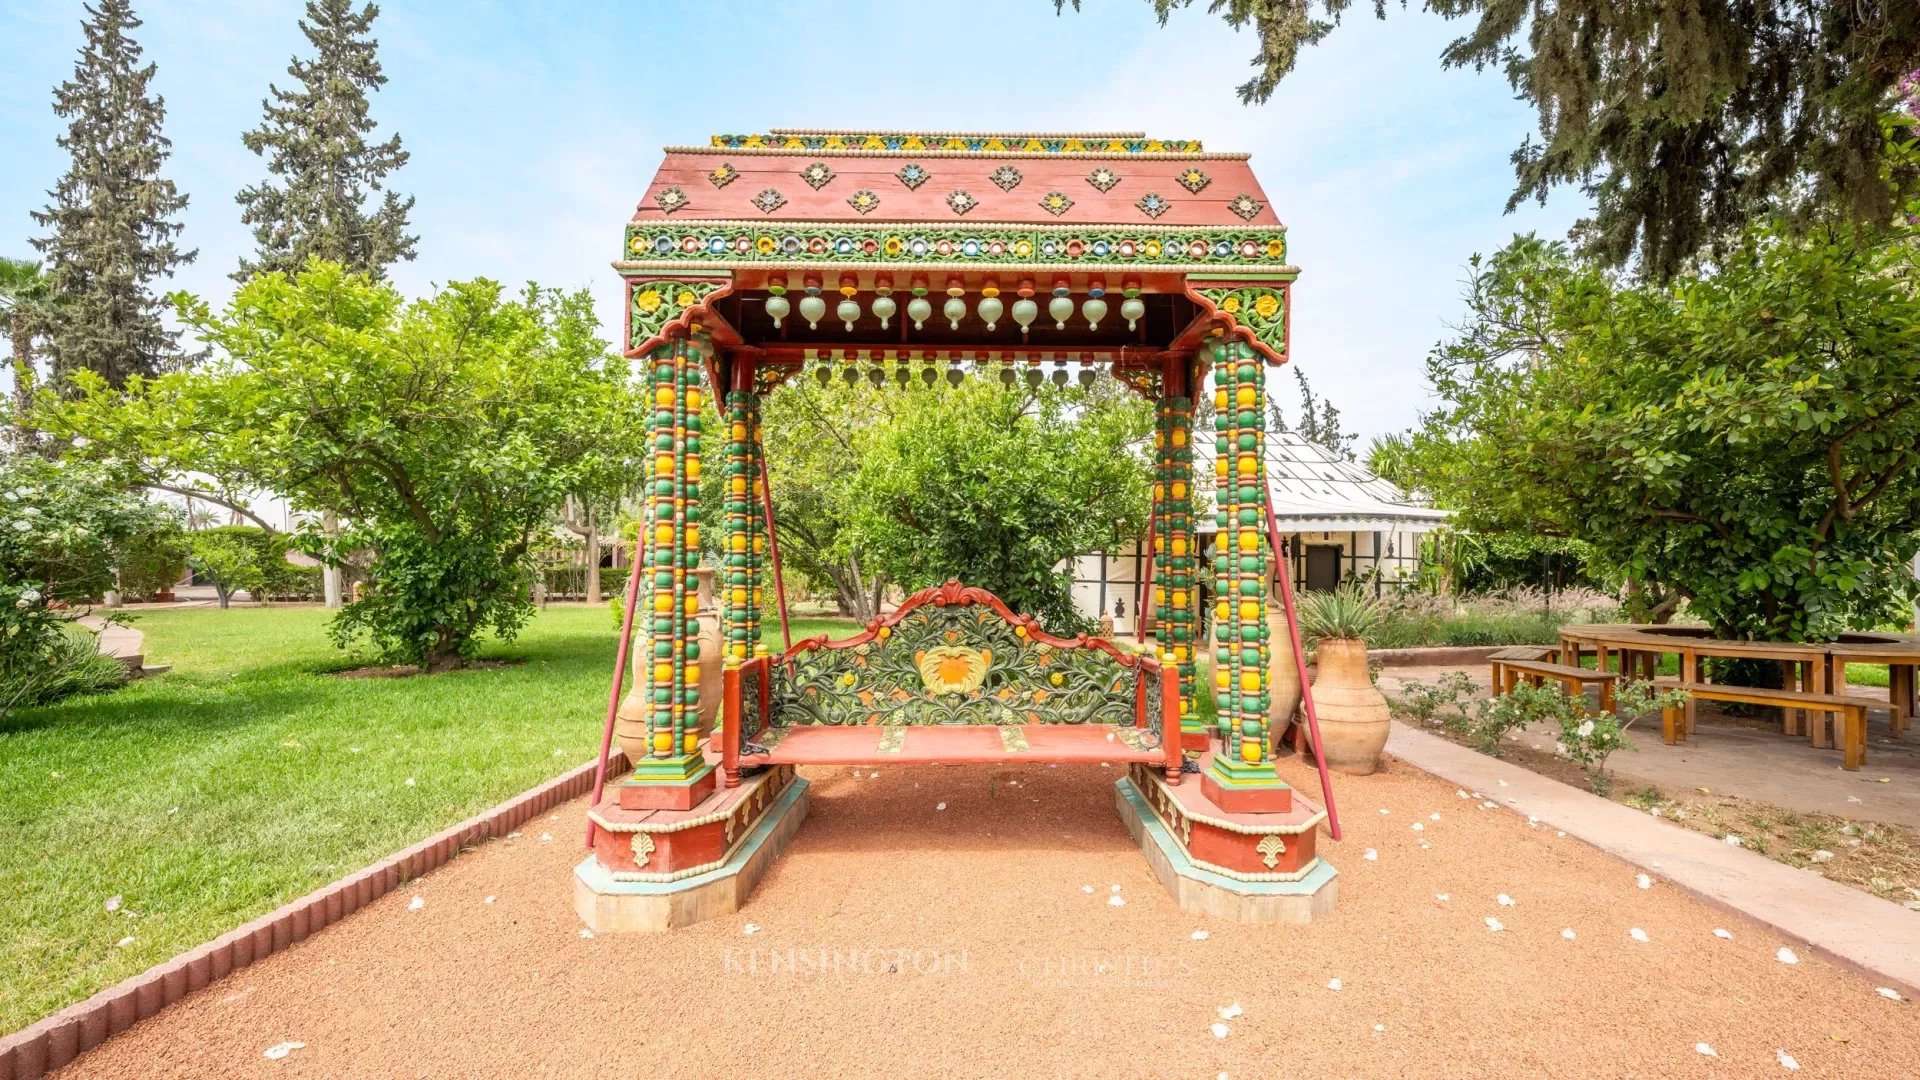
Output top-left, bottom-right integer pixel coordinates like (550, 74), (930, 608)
(841, 373), (1153, 631)
(235, 0), (415, 281)
(54, 261), (644, 672)
(30, 0), (194, 388)
(187, 530), (262, 609)
(1269, 365), (1354, 461)
(1, 258), (51, 447)
(1063, 1), (1920, 280)
(1403, 226), (1920, 641)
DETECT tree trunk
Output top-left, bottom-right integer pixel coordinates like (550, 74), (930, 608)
(322, 511), (344, 608)
(583, 507), (602, 604)
(423, 631), (463, 674)
(214, 584), (231, 609)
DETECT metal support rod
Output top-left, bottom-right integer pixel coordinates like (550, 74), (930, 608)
(584, 538), (647, 849)
(758, 442), (793, 652)
(1135, 508), (1156, 643)
(1266, 523), (1344, 841)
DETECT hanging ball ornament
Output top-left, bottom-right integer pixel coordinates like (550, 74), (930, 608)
(1011, 297), (1038, 337)
(943, 296), (967, 330)
(908, 296), (933, 330)
(837, 297), (861, 331)
(1082, 296), (1108, 331)
(798, 294), (826, 330)
(871, 293), (896, 329)
(1049, 277), (1074, 330)
(764, 293), (790, 329)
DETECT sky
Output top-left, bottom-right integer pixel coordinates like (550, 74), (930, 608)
(0, 0), (1586, 445)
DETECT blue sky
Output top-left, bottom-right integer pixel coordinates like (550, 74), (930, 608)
(0, 0), (1584, 442)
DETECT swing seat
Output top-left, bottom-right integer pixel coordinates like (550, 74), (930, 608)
(720, 580), (1182, 786)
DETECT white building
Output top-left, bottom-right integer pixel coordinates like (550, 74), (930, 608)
(1069, 432), (1449, 634)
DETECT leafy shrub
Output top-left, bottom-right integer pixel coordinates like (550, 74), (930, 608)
(1297, 584), (1385, 642)
(117, 525), (188, 600)
(188, 531), (264, 608)
(1391, 671), (1478, 728)
(2, 626), (127, 714)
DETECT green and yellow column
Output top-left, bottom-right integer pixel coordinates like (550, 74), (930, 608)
(622, 336), (717, 810)
(746, 378), (769, 658)
(1205, 338), (1291, 810)
(1151, 357), (1200, 741)
(723, 360), (756, 666)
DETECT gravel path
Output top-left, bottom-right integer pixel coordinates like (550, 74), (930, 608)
(58, 755), (1920, 1079)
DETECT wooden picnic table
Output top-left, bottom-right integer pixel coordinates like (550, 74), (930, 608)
(1557, 623), (1920, 765)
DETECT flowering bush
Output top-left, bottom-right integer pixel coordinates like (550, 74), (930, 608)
(1, 452), (177, 718)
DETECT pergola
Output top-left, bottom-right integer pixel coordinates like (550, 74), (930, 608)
(577, 131), (1335, 930)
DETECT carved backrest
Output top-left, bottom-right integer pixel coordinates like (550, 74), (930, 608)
(766, 580), (1154, 728)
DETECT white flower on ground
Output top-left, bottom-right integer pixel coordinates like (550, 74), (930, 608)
(1373, 1024), (1385, 1032)
(578, 928), (594, 939)
(104, 895), (122, 913)
(404, 777), (415, 787)
(1108, 895), (1125, 907)
(539, 833), (552, 842)
(1190, 930), (1208, 941)
(1636, 874), (1651, 889)
(743, 923), (760, 935)
(1210, 1022), (1230, 1039)
(1081, 885), (1093, 894)
(1484, 917), (1504, 932)
(1561, 928), (1576, 940)
(1217, 1003), (1243, 1020)
(1111, 884), (1122, 893)
(936, 802), (947, 811)
(1429, 812), (1440, 821)
(1695, 1043), (1717, 1058)
(116, 936), (134, 947)
(1456, 789), (1469, 799)
(1326, 978), (1342, 991)
(1724, 834), (1743, 847)
(407, 896), (424, 911)
(1629, 928), (1649, 943)
(1363, 848), (1378, 862)
(1498, 779), (1508, 787)
(1776, 947), (1798, 964)
(484, 896), (496, 905)
(1713, 928), (1732, 940)
(1434, 893), (1449, 903)
(1846, 796), (1862, 804)
(1876, 987), (1904, 1001)
(1497, 894), (1515, 907)
(1777, 1049), (1800, 1071)
(262, 1041), (306, 1060)
(1378, 807), (1390, 815)
(1810, 850), (1833, 863)
(1411, 822), (1424, 832)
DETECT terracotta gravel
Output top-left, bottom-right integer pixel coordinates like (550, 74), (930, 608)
(53, 756), (1920, 1079)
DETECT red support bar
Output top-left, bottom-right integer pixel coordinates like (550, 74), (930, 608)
(1266, 522), (1344, 841)
(759, 453), (794, 652)
(1135, 508), (1156, 644)
(585, 540), (647, 848)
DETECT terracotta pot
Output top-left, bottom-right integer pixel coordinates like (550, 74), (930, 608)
(615, 568), (724, 762)
(1266, 612), (1305, 744)
(1306, 637), (1390, 775)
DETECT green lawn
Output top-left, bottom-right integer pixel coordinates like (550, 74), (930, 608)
(0, 605), (854, 1034)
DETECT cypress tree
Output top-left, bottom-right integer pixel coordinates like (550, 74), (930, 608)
(30, 0), (194, 388)
(236, 0), (416, 281)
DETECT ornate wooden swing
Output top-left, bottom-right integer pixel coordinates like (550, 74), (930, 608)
(575, 130), (1342, 930)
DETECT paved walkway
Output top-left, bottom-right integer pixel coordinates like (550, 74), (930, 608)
(1380, 663), (1920, 828)
(1387, 721), (1920, 996)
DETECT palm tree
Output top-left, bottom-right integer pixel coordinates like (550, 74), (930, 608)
(0, 257), (50, 446)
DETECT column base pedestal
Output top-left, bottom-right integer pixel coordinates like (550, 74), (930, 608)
(575, 766), (809, 932)
(1116, 761), (1337, 924)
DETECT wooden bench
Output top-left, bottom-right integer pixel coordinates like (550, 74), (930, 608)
(1488, 646), (1558, 691)
(720, 580), (1182, 788)
(1495, 659), (1621, 713)
(1662, 683), (1869, 770)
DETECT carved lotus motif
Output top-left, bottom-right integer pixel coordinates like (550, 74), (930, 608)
(916, 645), (990, 696)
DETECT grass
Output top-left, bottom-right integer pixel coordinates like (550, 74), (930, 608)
(0, 605), (854, 1035)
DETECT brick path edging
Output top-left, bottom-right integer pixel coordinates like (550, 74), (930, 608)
(0, 753), (629, 1080)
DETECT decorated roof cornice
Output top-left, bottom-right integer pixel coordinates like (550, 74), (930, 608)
(622, 220), (1290, 269)
(690, 132), (1228, 158)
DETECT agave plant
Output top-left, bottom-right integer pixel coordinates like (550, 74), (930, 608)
(1296, 583), (1385, 643)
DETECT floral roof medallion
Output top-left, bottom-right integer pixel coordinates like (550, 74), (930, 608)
(708, 163), (739, 188)
(1037, 190), (1075, 217)
(653, 185), (690, 214)
(988, 165), (1023, 192)
(798, 161), (836, 190)
(1086, 166), (1121, 192)
(846, 189), (881, 215)
(896, 163), (931, 190)
(749, 188), (788, 214)
(1176, 167), (1211, 194)
(945, 189), (979, 215)
(1227, 194), (1264, 221)
(1135, 192), (1171, 219)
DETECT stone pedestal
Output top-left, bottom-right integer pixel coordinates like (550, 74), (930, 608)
(575, 764), (807, 932)
(1115, 759), (1337, 923)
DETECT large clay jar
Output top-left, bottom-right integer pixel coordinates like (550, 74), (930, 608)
(1266, 611), (1305, 745)
(1307, 637), (1390, 775)
(615, 568), (725, 761)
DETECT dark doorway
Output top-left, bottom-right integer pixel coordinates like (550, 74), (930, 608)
(1304, 545), (1342, 592)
